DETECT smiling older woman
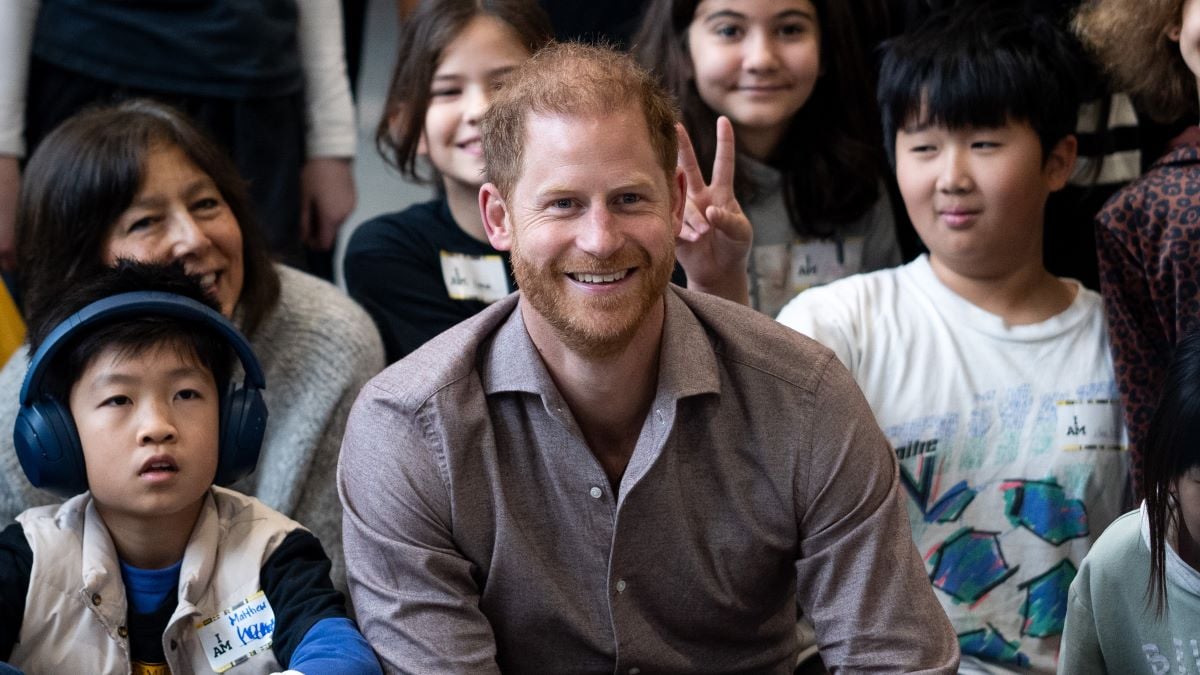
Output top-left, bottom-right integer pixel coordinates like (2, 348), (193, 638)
(0, 100), (384, 588)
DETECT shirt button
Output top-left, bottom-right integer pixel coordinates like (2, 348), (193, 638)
(589, 486), (602, 499)
(616, 579), (627, 592)
(91, 593), (102, 605)
(118, 626), (128, 639)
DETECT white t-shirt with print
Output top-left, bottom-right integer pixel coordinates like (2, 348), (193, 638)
(777, 255), (1129, 674)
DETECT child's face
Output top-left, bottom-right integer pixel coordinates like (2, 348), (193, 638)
(686, 0), (820, 159)
(1176, 466), (1200, 566)
(422, 15), (530, 193)
(1170, 0), (1200, 85)
(894, 117), (1075, 278)
(68, 342), (220, 529)
(104, 144), (244, 318)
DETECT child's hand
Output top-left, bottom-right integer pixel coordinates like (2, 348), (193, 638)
(675, 117), (753, 306)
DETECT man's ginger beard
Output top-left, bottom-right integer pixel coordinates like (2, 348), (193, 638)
(511, 225), (676, 359)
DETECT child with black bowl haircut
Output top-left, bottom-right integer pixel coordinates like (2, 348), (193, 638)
(0, 261), (380, 674)
(778, 3), (1129, 672)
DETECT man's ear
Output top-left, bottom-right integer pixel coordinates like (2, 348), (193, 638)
(671, 167), (686, 238)
(1045, 134), (1078, 192)
(480, 183), (514, 251)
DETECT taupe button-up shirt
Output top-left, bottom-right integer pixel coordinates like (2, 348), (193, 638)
(339, 286), (958, 674)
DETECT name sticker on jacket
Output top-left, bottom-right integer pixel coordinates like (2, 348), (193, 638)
(440, 251), (509, 303)
(1056, 399), (1125, 452)
(195, 590), (276, 673)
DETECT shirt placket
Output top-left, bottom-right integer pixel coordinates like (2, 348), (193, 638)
(607, 400), (676, 675)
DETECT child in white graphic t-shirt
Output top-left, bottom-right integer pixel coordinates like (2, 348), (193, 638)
(775, 4), (1129, 673)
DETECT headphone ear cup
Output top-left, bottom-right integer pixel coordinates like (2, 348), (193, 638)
(216, 386), (267, 486)
(13, 398), (87, 498)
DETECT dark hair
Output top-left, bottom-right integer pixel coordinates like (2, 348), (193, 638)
(1143, 330), (1200, 616)
(481, 41), (680, 197)
(16, 99), (281, 338)
(376, 0), (554, 183)
(877, 2), (1085, 165)
(28, 260), (236, 405)
(632, 0), (887, 234)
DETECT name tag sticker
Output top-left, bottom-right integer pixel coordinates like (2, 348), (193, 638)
(440, 251), (509, 303)
(1056, 399), (1125, 451)
(789, 237), (865, 291)
(195, 590), (276, 673)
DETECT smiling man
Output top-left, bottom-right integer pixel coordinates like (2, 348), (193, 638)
(338, 42), (957, 674)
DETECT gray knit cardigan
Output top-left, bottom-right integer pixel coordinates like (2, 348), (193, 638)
(0, 264), (385, 589)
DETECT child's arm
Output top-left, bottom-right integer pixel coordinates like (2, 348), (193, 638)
(262, 530), (381, 674)
(0, 522), (32, 661)
(1094, 199), (1169, 492)
(1057, 577), (1105, 673)
(674, 118), (753, 306)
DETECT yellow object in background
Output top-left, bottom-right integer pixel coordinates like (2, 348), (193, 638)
(0, 281), (25, 366)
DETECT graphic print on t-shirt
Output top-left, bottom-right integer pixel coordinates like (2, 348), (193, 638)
(885, 380), (1127, 672)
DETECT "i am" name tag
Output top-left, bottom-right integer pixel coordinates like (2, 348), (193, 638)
(195, 590), (277, 673)
(1055, 399), (1125, 452)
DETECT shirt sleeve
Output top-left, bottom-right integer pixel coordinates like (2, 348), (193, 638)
(1058, 582), (1105, 674)
(338, 381), (502, 674)
(294, 0), (355, 158)
(794, 355), (960, 673)
(0, 523), (31, 660)
(1095, 197), (1170, 492)
(286, 618), (381, 675)
(0, 0), (39, 157)
(260, 530), (355, 669)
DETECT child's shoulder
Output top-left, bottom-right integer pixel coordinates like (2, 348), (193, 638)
(209, 486), (304, 534)
(1084, 508), (1145, 572)
(1105, 128), (1200, 212)
(778, 258), (925, 324)
(348, 198), (454, 250)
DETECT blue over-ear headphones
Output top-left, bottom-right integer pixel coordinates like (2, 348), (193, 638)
(14, 291), (268, 498)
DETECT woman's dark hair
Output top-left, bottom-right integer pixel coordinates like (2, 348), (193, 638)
(16, 99), (281, 337)
(377, 0), (554, 183)
(877, 2), (1085, 165)
(632, 0), (888, 234)
(1143, 329), (1200, 616)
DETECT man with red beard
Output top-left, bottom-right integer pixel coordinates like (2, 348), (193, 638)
(337, 43), (958, 674)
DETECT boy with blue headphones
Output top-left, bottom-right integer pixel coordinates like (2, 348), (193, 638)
(0, 261), (380, 674)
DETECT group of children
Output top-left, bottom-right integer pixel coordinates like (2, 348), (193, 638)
(1, 0), (1199, 671)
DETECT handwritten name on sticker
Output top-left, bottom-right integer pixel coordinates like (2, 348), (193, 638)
(440, 251), (510, 303)
(195, 590), (277, 673)
(1056, 399), (1126, 452)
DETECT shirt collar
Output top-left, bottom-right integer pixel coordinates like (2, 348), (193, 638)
(481, 287), (722, 403)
